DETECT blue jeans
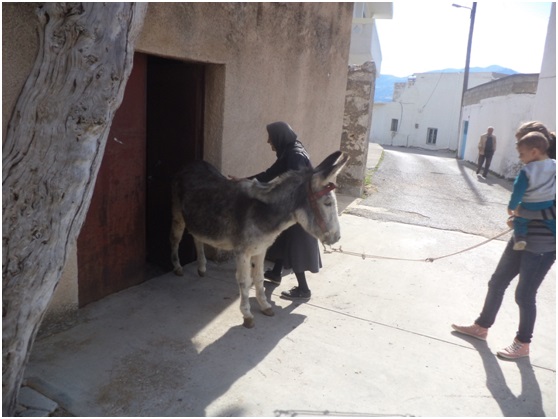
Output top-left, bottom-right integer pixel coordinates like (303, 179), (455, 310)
(475, 240), (555, 343)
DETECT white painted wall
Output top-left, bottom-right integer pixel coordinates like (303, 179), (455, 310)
(349, 16), (380, 67)
(349, 2), (393, 70)
(460, 4), (555, 179)
(461, 95), (536, 179)
(533, 3), (556, 132)
(370, 72), (497, 150)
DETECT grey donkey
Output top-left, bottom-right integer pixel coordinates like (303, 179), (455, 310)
(170, 150), (349, 328)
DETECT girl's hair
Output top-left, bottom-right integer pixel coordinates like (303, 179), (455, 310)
(548, 132), (556, 160)
(515, 121), (556, 159)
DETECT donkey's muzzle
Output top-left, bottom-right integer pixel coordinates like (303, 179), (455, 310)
(323, 230), (341, 245)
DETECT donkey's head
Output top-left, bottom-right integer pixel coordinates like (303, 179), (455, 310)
(296, 151), (349, 245)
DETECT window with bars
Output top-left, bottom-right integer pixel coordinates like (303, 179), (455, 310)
(427, 128), (438, 144)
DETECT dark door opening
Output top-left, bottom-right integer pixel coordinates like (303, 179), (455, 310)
(146, 56), (205, 273)
(77, 53), (205, 306)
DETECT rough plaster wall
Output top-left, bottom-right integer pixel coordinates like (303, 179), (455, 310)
(338, 61), (376, 197)
(2, 3), (39, 143)
(202, 65), (226, 167)
(136, 3), (353, 176)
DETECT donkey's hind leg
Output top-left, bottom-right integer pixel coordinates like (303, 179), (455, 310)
(170, 190), (186, 276)
(193, 238), (207, 277)
(236, 253), (255, 328)
(251, 253), (274, 317)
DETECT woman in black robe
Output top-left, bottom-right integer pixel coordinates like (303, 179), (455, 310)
(251, 121), (322, 300)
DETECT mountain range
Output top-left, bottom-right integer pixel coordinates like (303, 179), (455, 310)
(374, 65), (519, 103)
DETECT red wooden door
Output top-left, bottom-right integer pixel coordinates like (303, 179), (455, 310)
(77, 54), (147, 307)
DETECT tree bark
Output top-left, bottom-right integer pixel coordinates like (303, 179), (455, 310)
(2, 3), (146, 415)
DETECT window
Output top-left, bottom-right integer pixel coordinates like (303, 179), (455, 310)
(427, 128), (438, 144)
(390, 119), (398, 132)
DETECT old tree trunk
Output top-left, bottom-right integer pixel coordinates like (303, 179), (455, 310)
(2, 3), (146, 415)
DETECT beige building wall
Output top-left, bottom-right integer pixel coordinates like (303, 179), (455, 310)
(2, 3), (39, 142)
(137, 3), (353, 176)
(3, 3), (354, 320)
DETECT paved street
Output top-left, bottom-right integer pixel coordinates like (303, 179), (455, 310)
(355, 145), (514, 240)
(22, 143), (555, 416)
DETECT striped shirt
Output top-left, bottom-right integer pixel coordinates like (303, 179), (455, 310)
(525, 220), (556, 253)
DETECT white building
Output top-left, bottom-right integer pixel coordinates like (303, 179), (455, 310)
(459, 74), (539, 178)
(349, 2), (393, 68)
(459, 3), (555, 179)
(531, 3), (556, 133)
(370, 71), (506, 150)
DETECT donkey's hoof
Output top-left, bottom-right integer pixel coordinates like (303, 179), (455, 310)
(243, 317), (255, 329)
(174, 268), (183, 276)
(262, 308), (275, 317)
(197, 269), (206, 277)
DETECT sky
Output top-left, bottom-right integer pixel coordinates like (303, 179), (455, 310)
(375, 1), (553, 77)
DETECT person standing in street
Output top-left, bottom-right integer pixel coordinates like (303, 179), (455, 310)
(452, 121), (556, 360)
(477, 126), (497, 178)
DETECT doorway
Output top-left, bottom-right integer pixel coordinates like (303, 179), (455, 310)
(146, 56), (204, 272)
(459, 120), (469, 159)
(77, 53), (205, 307)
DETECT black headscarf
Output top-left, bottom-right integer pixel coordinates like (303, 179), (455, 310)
(253, 121), (311, 182)
(267, 121), (298, 158)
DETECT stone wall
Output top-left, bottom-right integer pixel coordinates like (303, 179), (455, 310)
(463, 74), (539, 107)
(338, 61), (376, 197)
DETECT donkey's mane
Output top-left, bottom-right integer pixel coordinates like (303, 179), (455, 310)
(240, 168), (311, 206)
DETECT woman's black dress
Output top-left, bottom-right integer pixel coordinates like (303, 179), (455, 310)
(252, 122), (322, 273)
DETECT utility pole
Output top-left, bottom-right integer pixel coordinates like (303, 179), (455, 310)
(462, 3), (477, 103)
(453, 2), (477, 158)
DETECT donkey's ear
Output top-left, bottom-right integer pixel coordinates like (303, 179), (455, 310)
(314, 151), (349, 184)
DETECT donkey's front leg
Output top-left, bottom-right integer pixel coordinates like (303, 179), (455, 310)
(251, 253), (274, 317)
(236, 253), (255, 328)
